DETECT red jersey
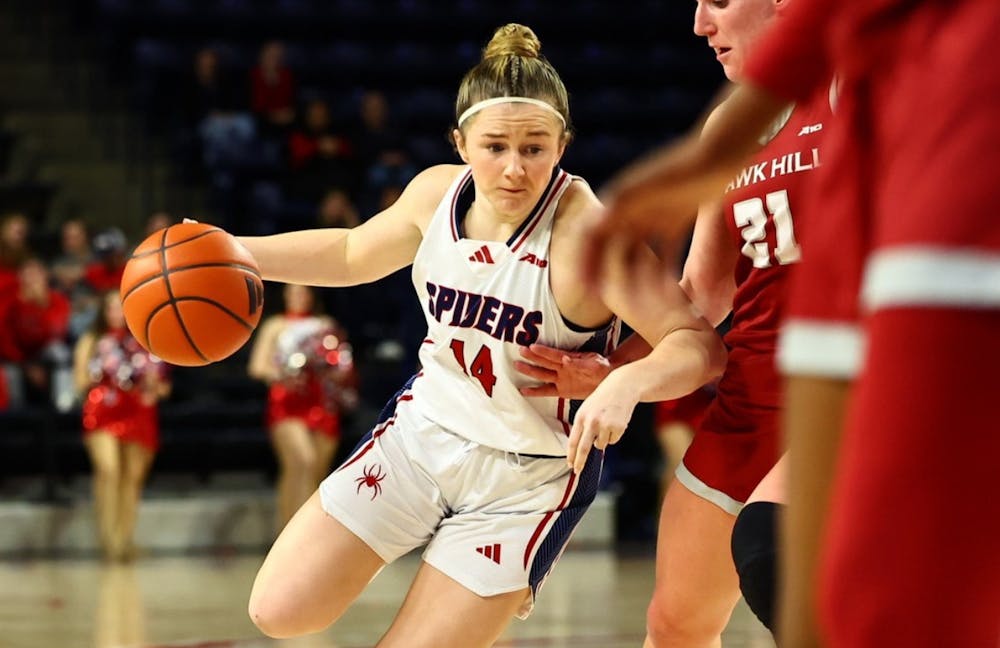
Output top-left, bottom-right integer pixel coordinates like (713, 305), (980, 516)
(751, 2), (1000, 646)
(678, 94), (831, 510)
(720, 94), (830, 390)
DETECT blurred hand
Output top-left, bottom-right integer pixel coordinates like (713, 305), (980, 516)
(582, 157), (702, 289)
(514, 344), (612, 400)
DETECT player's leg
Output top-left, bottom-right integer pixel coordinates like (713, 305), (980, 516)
(114, 442), (155, 561)
(656, 421), (694, 501)
(644, 479), (741, 648)
(248, 491), (386, 638)
(310, 429), (338, 487)
(269, 418), (318, 528)
(731, 454), (786, 632)
(84, 431), (122, 559)
(377, 563), (527, 648)
(251, 384), (442, 639)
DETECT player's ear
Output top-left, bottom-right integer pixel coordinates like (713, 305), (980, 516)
(453, 128), (470, 163)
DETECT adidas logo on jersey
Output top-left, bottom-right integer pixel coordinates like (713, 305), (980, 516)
(468, 245), (495, 264)
(798, 123), (823, 136)
(475, 543), (502, 564)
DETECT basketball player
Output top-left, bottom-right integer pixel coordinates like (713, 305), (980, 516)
(248, 283), (356, 530)
(741, 1), (1000, 645)
(575, 1), (1000, 645)
(232, 24), (727, 647)
(515, 0), (830, 642)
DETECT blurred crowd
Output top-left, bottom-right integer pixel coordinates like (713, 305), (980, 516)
(0, 211), (138, 411)
(173, 40), (419, 237)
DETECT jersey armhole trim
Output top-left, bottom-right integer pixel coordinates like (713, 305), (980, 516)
(777, 319), (863, 378)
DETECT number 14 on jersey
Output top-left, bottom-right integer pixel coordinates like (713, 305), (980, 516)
(450, 339), (497, 397)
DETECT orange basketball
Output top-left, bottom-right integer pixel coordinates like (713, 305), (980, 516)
(120, 222), (264, 366)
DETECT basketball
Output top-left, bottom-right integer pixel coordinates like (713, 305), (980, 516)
(120, 222), (265, 366)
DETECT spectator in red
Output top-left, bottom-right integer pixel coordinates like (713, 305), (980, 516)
(84, 228), (129, 293)
(251, 41), (296, 135)
(0, 257), (71, 408)
(287, 98), (360, 201)
(0, 212), (32, 301)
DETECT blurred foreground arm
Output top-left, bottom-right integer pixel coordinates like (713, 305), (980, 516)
(585, 83), (790, 278)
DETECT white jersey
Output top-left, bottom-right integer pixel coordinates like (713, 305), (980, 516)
(410, 167), (620, 456)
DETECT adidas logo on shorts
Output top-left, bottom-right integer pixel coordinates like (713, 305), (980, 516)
(475, 543), (502, 564)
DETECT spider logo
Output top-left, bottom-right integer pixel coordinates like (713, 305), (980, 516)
(355, 464), (386, 500)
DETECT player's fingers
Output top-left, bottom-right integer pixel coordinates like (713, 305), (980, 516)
(592, 424), (610, 451)
(571, 418), (600, 474)
(512, 360), (557, 382)
(566, 421), (582, 470)
(573, 432), (595, 474)
(517, 345), (563, 371)
(525, 343), (572, 365)
(519, 384), (560, 398)
(182, 218), (200, 224)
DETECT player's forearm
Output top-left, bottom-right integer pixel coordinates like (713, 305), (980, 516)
(779, 375), (849, 648)
(607, 327), (725, 403)
(237, 229), (352, 286)
(606, 333), (653, 370)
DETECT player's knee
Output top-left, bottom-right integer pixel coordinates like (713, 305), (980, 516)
(248, 586), (313, 639)
(731, 501), (779, 631)
(645, 589), (728, 648)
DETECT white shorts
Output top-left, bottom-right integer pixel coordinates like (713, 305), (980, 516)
(319, 376), (603, 618)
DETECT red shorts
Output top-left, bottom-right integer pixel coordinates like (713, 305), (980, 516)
(82, 385), (159, 452)
(267, 382), (339, 439)
(678, 347), (782, 514)
(654, 386), (714, 430)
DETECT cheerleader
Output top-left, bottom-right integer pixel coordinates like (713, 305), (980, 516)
(248, 283), (357, 530)
(73, 290), (170, 561)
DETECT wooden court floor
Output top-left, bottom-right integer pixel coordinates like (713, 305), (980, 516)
(0, 549), (775, 648)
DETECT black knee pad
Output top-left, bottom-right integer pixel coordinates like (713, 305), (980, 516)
(731, 501), (780, 632)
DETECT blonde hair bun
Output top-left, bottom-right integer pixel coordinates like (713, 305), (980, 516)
(483, 23), (541, 59)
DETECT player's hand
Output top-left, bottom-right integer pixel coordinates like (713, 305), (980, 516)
(514, 344), (612, 399)
(566, 374), (637, 474)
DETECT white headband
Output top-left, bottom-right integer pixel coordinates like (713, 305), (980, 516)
(458, 96), (566, 128)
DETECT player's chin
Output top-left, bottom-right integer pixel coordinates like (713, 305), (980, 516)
(494, 192), (533, 213)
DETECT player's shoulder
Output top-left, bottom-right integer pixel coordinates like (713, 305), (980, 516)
(554, 173), (602, 229)
(406, 164), (467, 199)
(391, 164), (467, 219)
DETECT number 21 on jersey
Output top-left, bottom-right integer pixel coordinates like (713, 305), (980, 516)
(733, 189), (802, 268)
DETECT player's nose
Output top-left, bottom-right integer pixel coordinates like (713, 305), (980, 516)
(503, 153), (526, 177)
(693, 4), (716, 36)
